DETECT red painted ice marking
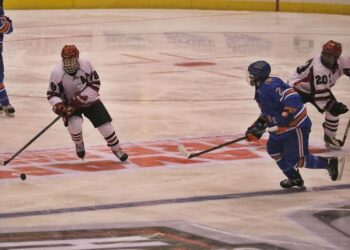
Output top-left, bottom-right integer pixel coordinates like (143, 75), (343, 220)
(49, 161), (126, 172)
(129, 155), (204, 167)
(200, 149), (260, 161)
(0, 136), (330, 179)
(125, 146), (161, 156)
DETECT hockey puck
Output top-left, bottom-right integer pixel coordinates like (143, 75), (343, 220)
(20, 173), (26, 181)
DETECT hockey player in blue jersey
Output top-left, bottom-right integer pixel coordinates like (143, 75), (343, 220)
(0, 0), (14, 117)
(245, 60), (345, 189)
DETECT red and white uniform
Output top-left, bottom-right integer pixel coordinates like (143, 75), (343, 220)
(289, 55), (350, 112)
(47, 59), (101, 108)
(288, 55), (350, 139)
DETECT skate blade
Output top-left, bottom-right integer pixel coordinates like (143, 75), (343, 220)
(5, 112), (15, 117)
(284, 185), (307, 192)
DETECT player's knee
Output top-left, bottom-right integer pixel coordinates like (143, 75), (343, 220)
(286, 157), (304, 169)
(67, 116), (83, 133)
(0, 82), (4, 89)
(269, 153), (282, 162)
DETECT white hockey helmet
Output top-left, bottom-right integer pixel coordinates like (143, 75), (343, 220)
(61, 45), (80, 74)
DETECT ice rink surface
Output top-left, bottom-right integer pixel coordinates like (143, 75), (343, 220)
(0, 9), (349, 249)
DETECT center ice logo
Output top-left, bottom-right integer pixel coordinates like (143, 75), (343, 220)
(0, 135), (328, 179)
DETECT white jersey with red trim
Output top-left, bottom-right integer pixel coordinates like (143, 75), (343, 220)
(288, 56), (350, 109)
(288, 55), (350, 110)
(47, 59), (101, 108)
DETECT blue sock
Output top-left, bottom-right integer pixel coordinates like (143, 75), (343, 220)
(0, 87), (9, 106)
(305, 154), (327, 169)
(276, 158), (298, 179)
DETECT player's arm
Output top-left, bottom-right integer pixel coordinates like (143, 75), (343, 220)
(339, 56), (350, 78)
(47, 79), (63, 108)
(320, 56), (349, 116)
(279, 88), (307, 128)
(288, 59), (313, 87)
(47, 73), (74, 118)
(245, 115), (268, 141)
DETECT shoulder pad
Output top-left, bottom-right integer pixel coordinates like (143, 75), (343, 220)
(50, 64), (65, 82)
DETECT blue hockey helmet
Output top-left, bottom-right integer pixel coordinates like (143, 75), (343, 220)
(247, 60), (271, 86)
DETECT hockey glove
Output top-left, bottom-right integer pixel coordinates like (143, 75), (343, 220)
(245, 117), (268, 141)
(326, 100), (348, 116)
(53, 102), (75, 118)
(64, 105), (75, 119)
(53, 102), (67, 116)
(4, 16), (12, 23)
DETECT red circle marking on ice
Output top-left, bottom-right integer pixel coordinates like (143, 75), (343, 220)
(175, 62), (216, 67)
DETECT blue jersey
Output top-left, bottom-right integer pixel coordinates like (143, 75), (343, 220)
(256, 77), (311, 134)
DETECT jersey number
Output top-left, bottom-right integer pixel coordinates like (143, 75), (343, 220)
(315, 75), (328, 85)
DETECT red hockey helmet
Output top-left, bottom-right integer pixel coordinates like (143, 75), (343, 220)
(322, 40), (342, 57)
(61, 45), (80, 74)
(321, 40), (342, 69)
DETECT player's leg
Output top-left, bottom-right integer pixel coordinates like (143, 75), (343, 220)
(323, 111), (342, 150)
(267, 135), (304, 188)
(306, 152), (345, 181)
(289, 127), (345, 181)
(67, 115), (85, 159)
(0, 53), (14, 117)
(83, 102), (128, 161)
(97, 122), (128, 161)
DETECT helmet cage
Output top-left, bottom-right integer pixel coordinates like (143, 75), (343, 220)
(321, 40), (342, 69)
(62, 57), (80, 74)
(321, 52), (338, 69)
(246, 71), (257, 87)
(247, 60), (271, 87)
(61, 45), (80, 74)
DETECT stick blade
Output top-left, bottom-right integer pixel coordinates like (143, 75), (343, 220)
(336, 155), (345, 181)
(178, 144), (191, 159)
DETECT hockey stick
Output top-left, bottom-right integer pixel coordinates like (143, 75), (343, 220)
(0, 116), (61, 166)
(178, 135), (247, 159)
(341, 118), (350, 146)
(177, 126), (278, 159)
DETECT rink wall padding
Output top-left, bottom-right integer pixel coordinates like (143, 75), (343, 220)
(4, 0), (350, 15)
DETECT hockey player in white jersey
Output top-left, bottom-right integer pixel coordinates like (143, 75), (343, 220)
(47, 45), (128, 161)
(289, 40), (350, 150)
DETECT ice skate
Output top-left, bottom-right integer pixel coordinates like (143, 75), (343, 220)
(326, 156), (345, 181)
(0, 105), (3, 114)
(113, 148), (128, 162)
(3, 104), (15, 117)
(280, 171), (305, 190)
(75, 141), (85, 160)
(324, 133), (342, 150)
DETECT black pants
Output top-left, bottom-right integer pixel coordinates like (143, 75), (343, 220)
(73, 101), (112, 128)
